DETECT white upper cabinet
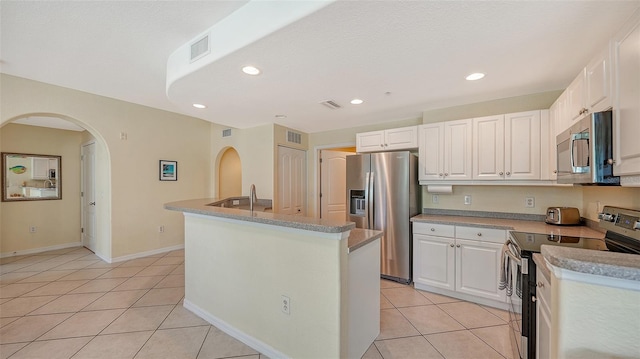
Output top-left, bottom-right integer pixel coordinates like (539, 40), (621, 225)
(551, 42), (613, 136)
(586, 44), (612, 113)
(565, 69), (587, 125)
(31, 157), (51, 180)
(418, 119), (472, 181)
(473, 115), (505, 180)
(505, 111), (542, 180)
(473, 111), (541, 181)
(356, 126), (417, 152)
(613, 10), (640, 177)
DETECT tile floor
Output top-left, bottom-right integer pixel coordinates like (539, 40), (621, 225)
(0, 247), (513, 358)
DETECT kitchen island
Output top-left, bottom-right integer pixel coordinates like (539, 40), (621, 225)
(165, 199), (382, 359)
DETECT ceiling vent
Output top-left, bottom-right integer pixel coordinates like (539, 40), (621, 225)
(190, 34), (210, 62)
(319, 100), (342, 110)
(222, 128), (232, 137)
(286, 130), (302, 144)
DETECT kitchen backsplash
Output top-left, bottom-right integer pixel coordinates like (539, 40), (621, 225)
(421, 185), (640, 221)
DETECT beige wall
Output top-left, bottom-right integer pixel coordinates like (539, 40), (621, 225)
(218, 148), (242, 198)
(1, 74), (212, 259)
(0, 124), (83, 254)
(211, 123), (274, 200)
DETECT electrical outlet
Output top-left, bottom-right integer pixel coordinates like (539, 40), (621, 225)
(29, 226), (37, 233)
(281, 295), (290, 315)
(525, 197), (535, 208)
(432, 194), (439, 204)
(464, 195), (472, 205)
(232, 199), (240, 205)
(158, 225), (165, 233)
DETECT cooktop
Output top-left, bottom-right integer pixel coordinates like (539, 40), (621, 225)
(509, 232), (608, 253)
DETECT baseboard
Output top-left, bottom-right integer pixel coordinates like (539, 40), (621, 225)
(183, 299), (288, 359)
(413, 283), (510, 311)
(0, 241), (82, 258)
(109, 244), (184, 263)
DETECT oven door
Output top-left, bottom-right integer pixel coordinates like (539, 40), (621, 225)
(506, 249), (525, 359)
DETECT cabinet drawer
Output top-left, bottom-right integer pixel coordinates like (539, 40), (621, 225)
(536, 267), (551, 312)
(456, 226), (506, 243)
(413, 222), (455, 237)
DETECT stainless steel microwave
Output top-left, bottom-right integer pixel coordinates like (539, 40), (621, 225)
(556, 110), (620, 185)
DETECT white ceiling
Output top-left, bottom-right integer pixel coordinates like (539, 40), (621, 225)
(2, 1), (639, 134)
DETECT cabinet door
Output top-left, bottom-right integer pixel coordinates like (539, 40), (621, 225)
(473, 115), (504, 180)
(540, 109), (555, 180)
(552, 92), (568, 136)
(614, 12), (640, 176)
(536, 268), (552, 359)
(566, 69), (587, 125)
(586, 45), (612, 113)
(455, 239), (505, 302)
(418, 123), (444, 181)
(444, 119), (473, 180)
(505, 111), (541, 180)
(31, 157), (50, 179)
(413, 234), (455, 290)
(356, 131), (385, 152)
(385, 126), (418, 151)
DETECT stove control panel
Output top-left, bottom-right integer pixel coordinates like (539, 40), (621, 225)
(599, 206), (640, 240)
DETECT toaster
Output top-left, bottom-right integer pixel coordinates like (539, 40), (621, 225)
(545, 207), (581, 225)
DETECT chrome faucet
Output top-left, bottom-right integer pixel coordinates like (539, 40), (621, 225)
(249, 184), (257, 212)
(44, 179), (54, 188)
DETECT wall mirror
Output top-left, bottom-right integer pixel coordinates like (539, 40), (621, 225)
(1, 152), (62, 201)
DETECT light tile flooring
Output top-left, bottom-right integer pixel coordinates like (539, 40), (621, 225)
(0, 247), (513, 359)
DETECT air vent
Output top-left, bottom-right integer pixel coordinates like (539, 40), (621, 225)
(287, 130), (302, 144)
(190, 34), (210, 62)
(222, 129), (232, 137)
(319, 100), (342, 110)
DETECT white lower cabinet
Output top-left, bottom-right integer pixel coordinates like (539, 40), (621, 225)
(413, 222), (507, 308)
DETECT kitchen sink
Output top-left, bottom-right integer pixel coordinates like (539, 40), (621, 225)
(208, 196), (272, 212)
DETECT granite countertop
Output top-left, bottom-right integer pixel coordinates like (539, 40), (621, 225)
(411, 214), (604, 238)
(165, 198), (355, 234)
(348, 229), (383, 253)
(541, 245), (640, 282)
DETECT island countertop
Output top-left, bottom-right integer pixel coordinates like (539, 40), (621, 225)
(165, 198), (355, 234)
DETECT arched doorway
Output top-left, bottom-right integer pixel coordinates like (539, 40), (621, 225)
(217, 147), (242, 199)
(0, 114), (111, 259)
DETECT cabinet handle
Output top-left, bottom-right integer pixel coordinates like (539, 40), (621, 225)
(380, 144), (384, 147)
(553, 170), (558, 174)
(89, 202), (96, 206)
(499, 172), (504, 176)
(444, 173), (449, 177)
(450, 244), (454, 247)
(506, 172), (511, 176)
(456, 244), (461, 248)
(477, 233), (482, 237)
(532, 296), (537, 303)
(537, 281), (544, 288)
(385, 144), (388, 147)
(430, 228), (435, 232)
(439, 173), (444, 177)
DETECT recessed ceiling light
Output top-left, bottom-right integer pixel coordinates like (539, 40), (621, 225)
(192, 103), (206, 109)
(275, 114), (287, 119)
(350, 99), (364, 105)
(242, 66), (261, 75)
(466, 73), (485, 81)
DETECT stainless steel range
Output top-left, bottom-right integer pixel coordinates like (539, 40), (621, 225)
(505, 206), (640, 359)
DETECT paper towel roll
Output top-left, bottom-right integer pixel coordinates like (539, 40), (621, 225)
(426, 185), (453, 194)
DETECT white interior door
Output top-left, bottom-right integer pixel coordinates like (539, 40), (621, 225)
(277, 146), (306, 216)
(320, 150), (351, 221)
(81, 142), (97, 252)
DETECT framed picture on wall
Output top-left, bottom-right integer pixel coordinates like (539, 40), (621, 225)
(159, 160), (177, 181)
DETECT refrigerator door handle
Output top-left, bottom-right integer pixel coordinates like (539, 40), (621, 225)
(368, 172), (375, 230)
(364, 172), (370, 229)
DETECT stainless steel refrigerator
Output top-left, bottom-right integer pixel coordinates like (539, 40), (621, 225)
(346, 151), (421, 284)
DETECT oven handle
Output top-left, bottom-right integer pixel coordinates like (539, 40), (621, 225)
(505, 239), (527, 274)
